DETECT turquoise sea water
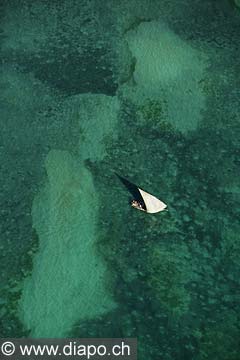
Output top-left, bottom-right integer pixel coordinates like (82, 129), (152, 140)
(0, 0), (240, 358)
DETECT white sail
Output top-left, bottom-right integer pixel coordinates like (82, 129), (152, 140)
(138, 188), (167, 213)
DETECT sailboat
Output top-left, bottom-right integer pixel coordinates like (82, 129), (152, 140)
(131, 187), (167, 214)
(116, 174), (167, 214)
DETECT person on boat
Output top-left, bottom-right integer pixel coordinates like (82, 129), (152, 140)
(131, 200), (144, 210)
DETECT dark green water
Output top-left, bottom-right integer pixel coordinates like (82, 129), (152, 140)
(0, 0), (240, 359)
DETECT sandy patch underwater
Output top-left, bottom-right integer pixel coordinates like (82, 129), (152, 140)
(19, 95), (119, 337)
(124, 21), (207, 133)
